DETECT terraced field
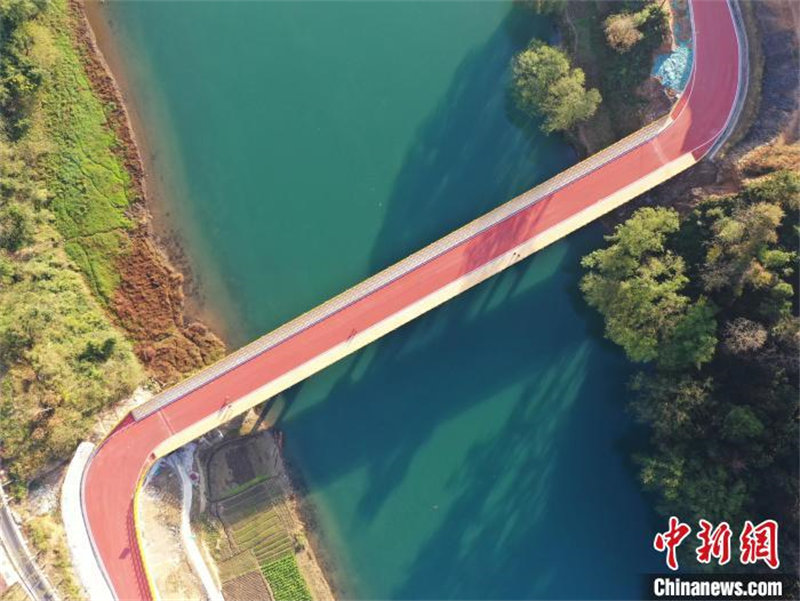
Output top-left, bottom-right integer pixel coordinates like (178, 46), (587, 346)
(216, 479), (311, 600)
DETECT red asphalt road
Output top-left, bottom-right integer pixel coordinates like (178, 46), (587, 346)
(83, 2), (740, 598)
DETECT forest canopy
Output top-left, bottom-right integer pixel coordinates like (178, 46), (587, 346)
(581, 170), (799, 568)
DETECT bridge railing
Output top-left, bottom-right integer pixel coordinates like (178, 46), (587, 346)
(131, 111), (673, 422)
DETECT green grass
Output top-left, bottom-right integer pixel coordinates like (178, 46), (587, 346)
(32, 0), (135, 302)
(260, 553), (312, 601)
(0, 223), (141, 482)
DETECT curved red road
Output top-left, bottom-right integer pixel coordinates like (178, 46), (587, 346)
(82, 2), (741, 598)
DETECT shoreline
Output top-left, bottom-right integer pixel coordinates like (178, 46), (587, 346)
(78, 0), (238, 349)
(268, 432), (339, 601)
(276, 433), (351, 600)
(75, 1), (339, 597)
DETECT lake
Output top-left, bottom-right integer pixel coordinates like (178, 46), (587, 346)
(97, 1), (662, 597)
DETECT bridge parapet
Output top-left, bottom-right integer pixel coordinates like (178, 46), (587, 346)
(132, 110), (674, 422)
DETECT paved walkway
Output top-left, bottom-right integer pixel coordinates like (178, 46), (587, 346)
(80, 2), (745, 598)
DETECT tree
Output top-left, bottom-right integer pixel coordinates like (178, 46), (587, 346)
(604, 13), (644, 52)
(630, 374), (713, 443)
(0, 203), (31, 251)
(659, 299), (718, 370)
(512, 41), (601, 133)
(581, 166), (799, 567)
(702, 202), (785, 296)
(722, 318), (767, 354)
(78, 337), (116, 363)
(581, 208), (695, 362)
(722, 406), (765, 442)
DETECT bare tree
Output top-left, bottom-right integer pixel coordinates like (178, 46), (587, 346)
(722, 318), (768, 354)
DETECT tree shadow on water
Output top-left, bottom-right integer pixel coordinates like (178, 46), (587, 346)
(287, 252), (577, 482)
(364, 5), (573, 272)
(275, 5), (651, 598)
(280, 0), (579, 501)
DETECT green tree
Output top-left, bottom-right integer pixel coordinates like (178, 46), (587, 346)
(659, 299), (718, 370)
(582, 207), (697, 362)
(581, 167), (799, 566)
(0, 203), (31, 251)
(703, 202), (785, 295)
(722, 406), (765, 442)
(630, 374), (713, 442)
(604, 3), (666, 53)
(512, 41), (601, 133)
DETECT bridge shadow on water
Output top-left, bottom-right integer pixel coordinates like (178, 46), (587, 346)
(273, 5), (657, 599)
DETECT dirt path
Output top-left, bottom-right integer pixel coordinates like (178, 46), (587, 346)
(170, 447), (223, 601)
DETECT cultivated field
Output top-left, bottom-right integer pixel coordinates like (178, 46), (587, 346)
(214, 478), (312, 600)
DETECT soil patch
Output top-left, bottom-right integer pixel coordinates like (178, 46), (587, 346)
(205, 433), (281, 502)
(222, 571), (272, 601)
(139, 462), (206, 600)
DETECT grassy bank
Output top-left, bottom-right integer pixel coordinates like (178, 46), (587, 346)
(0, 0), (150, 594)
(0, 0), (142, 488)
(32, 0), (134, 302)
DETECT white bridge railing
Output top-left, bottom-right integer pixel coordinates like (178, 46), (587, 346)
(132, 112), (672, 422)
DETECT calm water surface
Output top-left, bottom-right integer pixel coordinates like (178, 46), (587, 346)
(101, 1), (661, 597)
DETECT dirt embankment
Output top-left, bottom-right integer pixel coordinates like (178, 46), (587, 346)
(68, 0), (225, 385)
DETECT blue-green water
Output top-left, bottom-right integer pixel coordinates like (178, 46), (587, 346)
(100, 1), (661, 597)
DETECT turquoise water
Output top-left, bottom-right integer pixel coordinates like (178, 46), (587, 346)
(101, 1), (661, 597)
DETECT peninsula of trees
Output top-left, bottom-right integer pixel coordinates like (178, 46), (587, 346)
(582, 169), (799, 569)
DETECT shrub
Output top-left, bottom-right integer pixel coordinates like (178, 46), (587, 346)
(604, 13), (644, 52)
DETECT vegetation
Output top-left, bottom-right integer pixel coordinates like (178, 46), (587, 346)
(512, 40), (601, 133)
(604, 13), (644, 53)
(598, 1), (669, 112)
(604, 2), (664, 53)
(0, 0), (142, 488)
(25, 514), (82, 598)
(0, 583), (28, 601)
(35, 0), (134, 302)
(550, 0), (669, 149)
(208, 482), (314, 600)
(261, 553), (312, 601)
(581, 169), (799, 567)
(519, 0), (565, 15)
(581, 207), (716, 369)
(0, 0), (44, 139)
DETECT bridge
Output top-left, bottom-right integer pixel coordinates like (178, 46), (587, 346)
(79, 1), (744, 598)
